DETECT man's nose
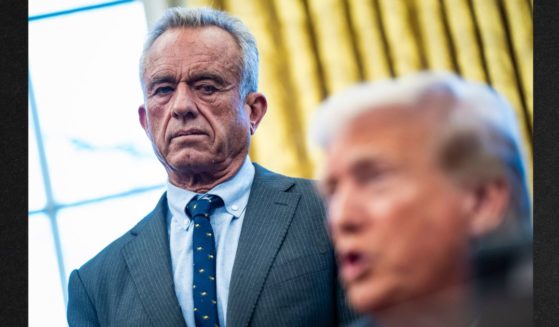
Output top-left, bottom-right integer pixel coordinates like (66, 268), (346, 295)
(328, 185), (367, 236)
(172, 83), (198, 120)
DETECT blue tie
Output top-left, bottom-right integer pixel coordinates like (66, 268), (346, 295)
(186, 194), (223, 327)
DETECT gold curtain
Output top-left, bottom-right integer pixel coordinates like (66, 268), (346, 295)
(179, 0), (533, 186)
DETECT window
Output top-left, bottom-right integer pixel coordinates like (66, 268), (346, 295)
(28, 1), (166, 325)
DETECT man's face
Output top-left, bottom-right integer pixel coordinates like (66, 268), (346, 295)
(139, 26), (255, 179)
(322, 107), (474, 313)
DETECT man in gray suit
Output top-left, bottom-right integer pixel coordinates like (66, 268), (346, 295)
(67, 7), (355, 327)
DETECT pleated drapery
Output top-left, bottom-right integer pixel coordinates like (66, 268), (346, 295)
(156, 0), (532, 188)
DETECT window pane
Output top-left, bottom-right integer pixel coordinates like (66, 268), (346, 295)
(29, 1), (166, 204)
(29, 102), (47, 212)
(29, 213), (67, 327)
(29, 0), (127, 18)
(57, 187), (165, 278)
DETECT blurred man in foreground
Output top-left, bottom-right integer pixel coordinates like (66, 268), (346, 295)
(310, 72), (532, 327)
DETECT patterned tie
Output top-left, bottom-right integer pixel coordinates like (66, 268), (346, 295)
(186, 194), (223, 327)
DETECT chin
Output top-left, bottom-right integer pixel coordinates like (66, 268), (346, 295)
(167, 149), (213, 167)
(175, 159), (215, 172)
(347, 281), (395, 314)
(347, 284), (376, 314)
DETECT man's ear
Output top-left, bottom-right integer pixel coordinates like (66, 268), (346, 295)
(244, 92), (268, 135)
(138, 105), (148, 131)
(465, 178), (511, 237)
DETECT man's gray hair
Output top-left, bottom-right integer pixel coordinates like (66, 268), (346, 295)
(139, 7), (259, 99)
(310, 71), (531, 232)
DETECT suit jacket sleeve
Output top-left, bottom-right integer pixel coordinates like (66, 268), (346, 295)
(67, 269), (100, 327)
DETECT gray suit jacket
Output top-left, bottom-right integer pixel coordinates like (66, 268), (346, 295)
(67, 164), (356, 326)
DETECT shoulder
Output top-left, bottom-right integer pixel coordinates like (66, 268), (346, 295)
(75, 193), (167, 279)
(252, 163), (328, 244)
(252, 163), (325, 213)
(252, 163), (321, 196)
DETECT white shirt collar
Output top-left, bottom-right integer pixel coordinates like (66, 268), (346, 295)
(166, 156), (255, 226)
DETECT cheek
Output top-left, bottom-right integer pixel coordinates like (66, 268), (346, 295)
(384, 196), (468, 290)
(365, 192), (438, 272)
(383, 197), (448, 257)
(146, 107), (170, 136)
(214, 110), (250, 140)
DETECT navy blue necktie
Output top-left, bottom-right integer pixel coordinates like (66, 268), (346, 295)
(186, 194), (223, 327)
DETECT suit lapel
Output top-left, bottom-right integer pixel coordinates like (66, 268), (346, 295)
(122, 194), (187, 327)
(227, 164), (301, 327)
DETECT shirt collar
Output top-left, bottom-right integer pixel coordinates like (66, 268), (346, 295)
(166, 156), (255, 225)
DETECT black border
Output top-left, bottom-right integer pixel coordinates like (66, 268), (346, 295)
(534, 0), (559, 326)
(0, 0), (28, 325)
(0, 0), (556, 325)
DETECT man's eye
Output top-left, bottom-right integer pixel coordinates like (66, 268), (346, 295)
(355, 169), (383, 185)
(354, 166), (396, 188)
(196, 84), (218, 95)
(154, 86), (174, 95)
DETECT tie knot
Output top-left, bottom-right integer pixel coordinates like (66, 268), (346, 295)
(186, 194), (224, 220)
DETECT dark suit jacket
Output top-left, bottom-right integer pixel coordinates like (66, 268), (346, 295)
(67, 163), (356, 326)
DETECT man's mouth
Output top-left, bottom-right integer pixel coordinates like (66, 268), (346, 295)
(172, 129), (207, 139)
(339, 251), (370, 283)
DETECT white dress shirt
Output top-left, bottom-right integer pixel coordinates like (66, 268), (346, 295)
(166, 157), (255, 327)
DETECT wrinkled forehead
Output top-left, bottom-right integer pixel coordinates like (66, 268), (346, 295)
(143, 26), (243, 72)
